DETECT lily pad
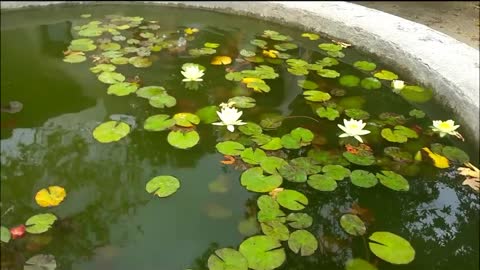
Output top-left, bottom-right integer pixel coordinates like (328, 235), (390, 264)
(316, 106), (340, 121)
(297, 80), (318, 90)
(241, 148), (267, 165)
(408, 109), (425, 119)
(340, 214), (366, 236)
(216, 141), (245, 156)
(261, 221), (290, 241)
(90, 64), (116, 73)
(384, 147), (413, 162)
(25, 213), (57, 234)
(381, 126), (418, 143)
(239, 235), (286, 270)
(276, 189), (308, 211)
(314, 57), (339, 67)
(345, 258), (378, 270)
(240, 49), (256, 57)
(240, 167), (282, 193)
(288, 230), (318, 256)
(318, 43), (342, 52)
(290, 157), (322, 175)
(145, 175), (180, 198)
(257, 195), (286, 223)
(274, 43), (298, 51)
(208, 248), (248, 270)
(63, 53), (86, 63)
(286, 213), (313, 229)
(368, 231), (415, 264)
(173, 113), (200, 127)
(303, 90), (331, 102)
(376, 171), (410, 191)
(343, 152), (375, 166)
(307, 174), (337, 191)
(69, 38), (96, 52)
(144, 114), (176, 131)
(99, 42), (121, 51)
(238, 217), (260, 237)
(24, 254), (57, 270)
(360, 77), (382, 90)
(278, 164), (307, 183)
(317, 68), (341, 78)
(98, 71), (125, 84)
(167, 130), (200, 149)
(250, 39), (268, 49)
(107, 82), (138, 96)
(260, 114), (284, 129)
(136, 86), (165, 98)
(129, 56), (152, 68)
(260, 138), (283, 151)
(374, 70), (398, 80)
(260, 157), (288, 175)
(239, 122), (263, 136)
(196, 105), (219, 124)
(92, 121), (130, 143)
(1, 226), (11, 243)
(228, 96), (256, 109)
(339, 75), (360, 87)
(400, 85), (433, 103)
(322, 165), (351, 180)
(345, 109), (370, 120)
(350, 170), (378, 188)
(441, 146), (469, 163)
(149, 93), (177, 109)
(301, 33), (320, 40)
(353, 61), (377, 71)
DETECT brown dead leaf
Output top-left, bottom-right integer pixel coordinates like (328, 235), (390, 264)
(458, 162), (479, 192)
(220, 155), (235, 165)
(269, 188), (284, 199)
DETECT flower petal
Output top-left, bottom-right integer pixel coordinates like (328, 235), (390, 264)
(227, 125), (235, 132)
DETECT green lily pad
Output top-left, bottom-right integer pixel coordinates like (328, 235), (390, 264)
(353, 61), (377, 71)
(261, 221), (290, 241)
(189, 48), (217, 56)
(281, 134), (301, 149)
(399, 85), (433, 103)
(290, 157), (322, 175)
(408, 109), (425, 119)
(204, 42), (220, 48)
(98, 71), (125, 84)
(441, 146), (469, 163)
(239, 122), (263, 136)
(273, 42), (297, 51)
(317, 69), (341, 78)
(102, 50), (124, 59)
(63, 53), (86, 63)
(322, 165), (351, 180)
(145, 175), (180, 198)
(241, 148), (267, 165)
(307, 174), (337, 191)
(297, 80), (318, 90)
(314, 57), (339, 67)
(93, 121), (130, 143)
(25, 213), (57, 234)
(195, 105), (219, 124)
(240, 49), (256, 57)
(376, 171), (410, 191)
(360, 77), (382, 90)
(241, 167), (282, 193)
(339, 75), (360, 87)
(167, 130), (200, 149)
(111, 57), (129, 65)
(208, 248), (248, 270)
(303, 90), (332, 102)
(78, 27), (103, 37)
(278, 164), (307, 183)
(316, 106), (340, 121)
(129, 56), (152, 68)
(327, 51), (345, 58)
(384, 147), (413, 162)
(340, 214), (366, 236)
(99, 42), (121, 51)
(286, 213), (313, 229)
(345, 258), (378, 270)
(308, 149), (350, 166)
(288, 230), (318, 256)
(301, 33), (320, 40)
(173, 113), (200, 127)
(260, 157), (288, 175)
(1, 226), (11, 243)
(381, 126), (418, 143)
(69, 38), (97, 51)
(260, 138), (283, 151)
(136, 86), (166, 99)
(216, 141), (245, 156)
(24, 254), (57, 270)
(144, 114), (176, 131)
(374, 70), (398, 80)
(257, 195), (286, 223)
(276, 189), (308, 211)
(90, 64), (116, 73)
(228, 96), (256, 109)
(345, 109), (370, 120)
(379, 112), (407, 126)
(339, 96), (366, 109)
(107, 82), (138, 96)
(318, 43), (342, 52)
(238, 217), (260, 237)
(239, 235), (286, 270)
(250, 39), (268, 49)
(350, 170), (378, 188)
(343, 152), (375, 166)
(246, 81), (271, 93)
(149, 93), (177, 109)
(368, 231), (415, 264)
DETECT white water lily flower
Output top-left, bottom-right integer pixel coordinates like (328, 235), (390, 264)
(431, 120), (460, 137)
(181, 65), (204, 82)
(337, 118), (371, 143)
(391, 80), (405, 91)
(212, 105), (246, 132)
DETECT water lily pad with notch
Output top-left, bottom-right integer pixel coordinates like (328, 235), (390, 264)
(381, 125), (418, 143)
(239, 235), (286, 270)
(225, 72), (245, 81)
(340, 214), (366, 236)
(345, 109), (370, 120)
(260, 115), (284, 129)
(240, 49), (256, 57)
(1, 226), (11, 243)
(301, 33), (320, 40)
(69, 38), (96, 51)
(145, 175), (180, 198)
(374, 70), (398, 80)
(408, 109), (425, 119)
(92, 121), (130, 143)
(314, 57), (339, 67)
(111, 57), (129, 65)
(260, 157), (288, 175)
(136, 86), (166, 99)
(297, 80), (318, 90)
(228, 96), (256, 109)
(241, 148), (267, 165)
(250, 39), (268, 49)
(316, 106), (340, 121)
(24, 254), (57, 270)
(384, 147), (413, 162)
(216, 141), (245, 156)
(99, 42), (121, 51)
(274, 43), (298, 51)
(238, 122), (263, 136)
(376, 170), (409, 191)
(63, 53), (86, 63)
(317, 68), (341, 78)
(345, 258), (378, 270)
(339, 75), (360, 87)
(287, 230), (318, 256)
(318, 43), (343, 52)
(353, 60), (377, 71)
(360, 77), (382, 90)
(307, 149), (350, 166)
(257, 195), (286, 223)
(438, 146), (469, 163)
(260, 138), (283, 151)
(98, 71), (125, 84)
(322, 165), (351, 180)
(343, 152), (375, 166)
(286, 213), (313, 229)
(90, 64), (116, 73)
(25, 213), (57, 234)
(149, 93), (177, 109)
(350, 170), (378, 188)
(368, 231), (415, 264)
(278, 164), (307, 183)
(290, 157), (322, 175)
(107, 82), (138, 96)
(195, 105), (219, 124)
(400, 85), (433, 103)
(261, 221), (290, 241)
(240, 167), (282, 193)
(307, 174), (337, 191)
(167, 130), (200, 149)
(129, 56), (152, 68)
(144, 114), (176, 131)
(173, 113), (200, 127)
(208, 248), (248, 270)
(276, 189), (308, 211)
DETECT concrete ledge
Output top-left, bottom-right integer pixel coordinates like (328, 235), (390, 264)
(2, 1), (479, 147)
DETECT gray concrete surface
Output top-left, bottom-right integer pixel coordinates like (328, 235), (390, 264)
(1, 1), (479, 147)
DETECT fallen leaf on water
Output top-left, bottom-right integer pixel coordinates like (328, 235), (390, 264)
(35, 186), (67, 207)
(332, 39), (351, 48)
(10, 224), (26, 239)
(349, 202), (375, 224)
(421, 147), (449, 169)
(221, 155), (236, 165)
(458, 162), (479, 192)
(269, 187), (284, 199)
(211, 56), (232, 65)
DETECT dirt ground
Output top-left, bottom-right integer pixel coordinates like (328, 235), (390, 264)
(353, 1), (480, 49)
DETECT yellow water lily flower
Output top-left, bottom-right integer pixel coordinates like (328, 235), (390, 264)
(181, 65), (204, 82)
(431, 120), (460, 137)
(212, 104), (246, 132)
(337, 118), (371, 143)
(184, 27), (199, 35)
(262, 49), (279, 58)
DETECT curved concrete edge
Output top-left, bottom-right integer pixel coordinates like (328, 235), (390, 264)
(2, 1), (479, 147)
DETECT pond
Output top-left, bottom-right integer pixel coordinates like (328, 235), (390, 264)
(1, 4), (479, 270)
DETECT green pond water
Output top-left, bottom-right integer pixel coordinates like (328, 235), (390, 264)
(1, 4), (479, 270)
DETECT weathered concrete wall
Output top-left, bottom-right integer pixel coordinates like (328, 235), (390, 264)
(2, 1), (479, 147)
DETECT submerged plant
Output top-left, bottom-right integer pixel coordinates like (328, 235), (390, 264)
(212, 102), (247, 132)
(337, 118), (371, 143)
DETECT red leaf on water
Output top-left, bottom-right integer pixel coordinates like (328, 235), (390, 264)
(10, 224), (26, 239)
